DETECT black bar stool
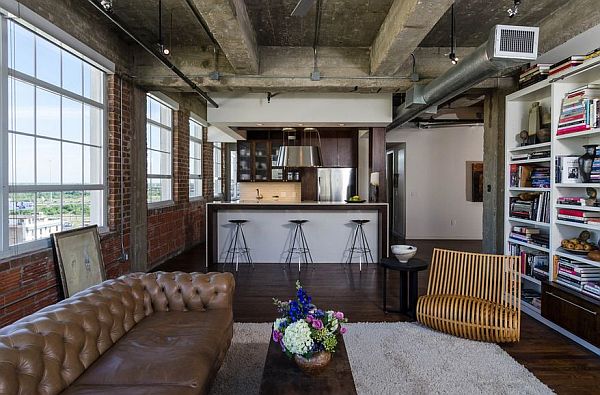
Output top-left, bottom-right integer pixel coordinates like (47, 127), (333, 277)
(347, 219), (374, 271)
(224, 219), (253, 271)
(285, 220), (314, 272)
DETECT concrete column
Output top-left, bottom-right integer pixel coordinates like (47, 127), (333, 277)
(130, 85), (148, 272)
(483, 89), (509, 254)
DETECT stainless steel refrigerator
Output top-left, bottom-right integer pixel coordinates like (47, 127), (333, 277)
(317, 168), (357, 202)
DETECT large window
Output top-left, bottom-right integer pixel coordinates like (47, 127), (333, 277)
(146, 95), (173, 204)
(2, 19), (106, 253)
(213, 142), (222, 199)
(189, 118), (203, 199)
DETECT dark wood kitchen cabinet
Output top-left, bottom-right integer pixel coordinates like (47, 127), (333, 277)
(237, 139), (301, 182)
(317, 130), (358, 167)
(541, 281), (600, 347)
(237, 140), (272, 182)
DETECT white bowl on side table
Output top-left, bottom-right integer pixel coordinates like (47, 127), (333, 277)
(391, 245), (417, 263)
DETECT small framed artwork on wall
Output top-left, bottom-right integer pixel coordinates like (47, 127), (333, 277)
(52, 225), (106, 298)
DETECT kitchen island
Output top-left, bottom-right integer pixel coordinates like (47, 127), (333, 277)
(206, 202), (389, 265)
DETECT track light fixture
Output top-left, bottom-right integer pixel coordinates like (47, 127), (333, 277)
(157, 0), (170, 56)
(449, 4), (458, 65)
(507, 0), (521, 18)
(158, 43), (170, 55)
(449, 52), (459, 65)
(100, 0), (113, 12)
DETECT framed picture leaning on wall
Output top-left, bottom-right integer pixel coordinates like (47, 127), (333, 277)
(52, 225), (106, 298)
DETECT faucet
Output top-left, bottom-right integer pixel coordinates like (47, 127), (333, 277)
(256, 188), (263, 203)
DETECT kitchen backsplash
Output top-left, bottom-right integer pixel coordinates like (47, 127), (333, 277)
(239, 182), (302, 203)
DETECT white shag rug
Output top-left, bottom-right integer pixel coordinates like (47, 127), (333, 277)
(209, 322), (553, 395)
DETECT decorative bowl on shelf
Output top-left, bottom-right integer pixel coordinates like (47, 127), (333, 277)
(344, 199), (366, 204)
(391, 245), (417, 262)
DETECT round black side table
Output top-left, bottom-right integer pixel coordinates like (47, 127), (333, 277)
(380, 257), (429, 319)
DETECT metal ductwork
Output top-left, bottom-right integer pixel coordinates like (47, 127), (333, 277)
(387, 25), (539, 131)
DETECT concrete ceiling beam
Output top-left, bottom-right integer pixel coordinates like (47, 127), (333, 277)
(189, 0), (259, 74)
(537, 0), (600, 54)
(370, 0), (454, 76)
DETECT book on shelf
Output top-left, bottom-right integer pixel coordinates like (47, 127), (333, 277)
(509, 192), (550, 223)
(556, 85), (600, 136)
(555, 156), (579, 183)
(549, 56), (586, 76)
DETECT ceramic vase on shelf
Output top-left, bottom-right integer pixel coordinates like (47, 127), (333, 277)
(578, 145), (597, 183)
(293, 351), (332, 375)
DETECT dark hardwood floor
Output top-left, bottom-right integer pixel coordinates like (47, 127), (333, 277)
(155, 240), (600, 394)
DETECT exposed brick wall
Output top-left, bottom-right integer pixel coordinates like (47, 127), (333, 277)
(146, 110), (210, 269)
(0, 75), (133, 327)
(203, 139), (214, 199)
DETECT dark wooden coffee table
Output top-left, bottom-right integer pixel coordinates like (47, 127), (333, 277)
(259, 336), (357, 395)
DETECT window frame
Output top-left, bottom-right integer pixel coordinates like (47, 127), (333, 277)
(189, 114), (204, 201)
(0, 16), (108, 258)
(146, 93), (174, 208)
(213, 142), (222, 199)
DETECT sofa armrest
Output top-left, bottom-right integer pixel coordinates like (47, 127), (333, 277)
(122, 271), (235, 313)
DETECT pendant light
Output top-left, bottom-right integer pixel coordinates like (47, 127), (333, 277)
(276, 127), (323, 167)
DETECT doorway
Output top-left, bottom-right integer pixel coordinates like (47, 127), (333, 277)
(387, 144), (406, 241)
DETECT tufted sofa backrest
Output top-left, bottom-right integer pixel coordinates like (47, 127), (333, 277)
(0, 271), (234, 395)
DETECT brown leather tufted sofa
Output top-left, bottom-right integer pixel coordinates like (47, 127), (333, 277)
(0, 271), (235, 395)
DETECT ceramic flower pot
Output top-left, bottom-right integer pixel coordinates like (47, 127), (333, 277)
(293, 351), (332, 375)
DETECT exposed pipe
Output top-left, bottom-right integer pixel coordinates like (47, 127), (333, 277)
(387, 25), (538, 131)
(85, 0), (218, 108)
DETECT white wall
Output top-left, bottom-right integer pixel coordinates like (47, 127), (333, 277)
(387, 126), (484, 240)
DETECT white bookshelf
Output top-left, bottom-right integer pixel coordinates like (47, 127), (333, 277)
(505, 57), (600, 355)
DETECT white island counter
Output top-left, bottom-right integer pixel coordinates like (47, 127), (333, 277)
(206, 202), (389, 265)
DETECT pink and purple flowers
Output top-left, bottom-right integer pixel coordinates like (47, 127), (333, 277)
(272, 281), (348, 358)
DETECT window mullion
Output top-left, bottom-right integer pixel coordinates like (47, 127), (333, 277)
(1, 17), (9, 252)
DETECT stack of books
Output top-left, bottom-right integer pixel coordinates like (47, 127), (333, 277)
(583, 282), (600, 300)
(509, 192), (550, 222)
(519, 64), (551, 88)
(557, 257), (600, 295)
(555, 156), (580, 183)
(509, 225), (539, 242)
(556, 85), (600, 136)
(531, 167), (550, 188)
(557, 208), (600, 224)
(511, 150), (550, 162)
(550, 55), (586, 76)
(556, 196), (600, 207)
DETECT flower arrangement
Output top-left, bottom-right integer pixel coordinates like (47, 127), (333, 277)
(272, 281), (348, 361)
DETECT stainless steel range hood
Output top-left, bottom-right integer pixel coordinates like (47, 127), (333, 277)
(388, 25), (539, 131)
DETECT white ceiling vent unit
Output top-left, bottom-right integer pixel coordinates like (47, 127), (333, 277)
(491, 25), (539, 59)
(389, 25), (540, 130)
